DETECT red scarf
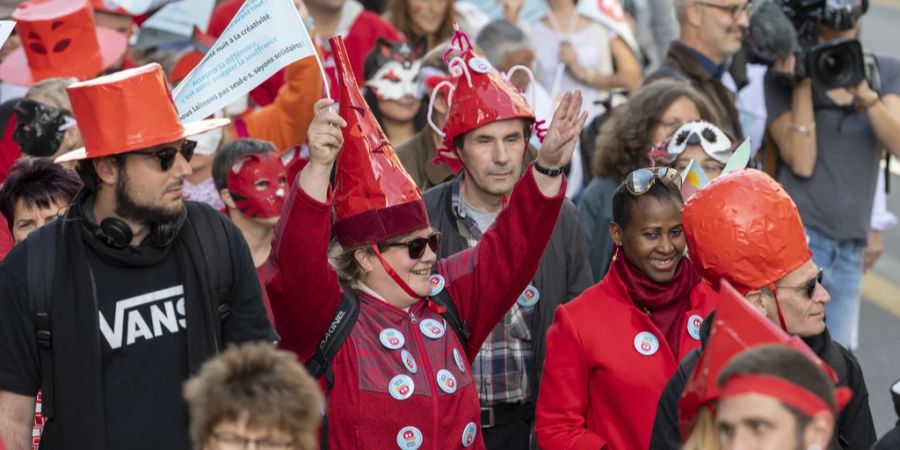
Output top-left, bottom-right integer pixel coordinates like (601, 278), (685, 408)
(614, 249), (701, 358)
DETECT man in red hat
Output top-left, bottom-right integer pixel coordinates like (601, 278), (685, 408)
(0, 64), (276, 450)
(648, 169), (875, 450)
(417, 29), (593, 449)
(267, 33), (586, 449)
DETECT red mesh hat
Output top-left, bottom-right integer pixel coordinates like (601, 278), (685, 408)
(677, 280), (845, 438)
(682, 169), (811, 295)
(428, 28), (536, 172)
(330, 35), (429, 248)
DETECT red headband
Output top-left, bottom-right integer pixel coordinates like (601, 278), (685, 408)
(719, 374), (848, 418)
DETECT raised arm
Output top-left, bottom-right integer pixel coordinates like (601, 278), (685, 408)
(267, 99), (346, 360)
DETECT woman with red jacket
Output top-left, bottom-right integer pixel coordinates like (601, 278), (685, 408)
(267, 36), (586, 449)
(535, 168), (717, 450)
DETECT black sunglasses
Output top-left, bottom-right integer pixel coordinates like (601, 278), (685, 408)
(777, 269), (824, 299)
(379, 233), (441, 259)
(624, 167), (683, 196)
(132, 139), (197, 171)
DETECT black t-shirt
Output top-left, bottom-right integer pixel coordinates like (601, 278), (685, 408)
(0, 208), (276, 450)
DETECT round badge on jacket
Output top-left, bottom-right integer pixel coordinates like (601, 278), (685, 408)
(429, 274), (445, 296)
(419, 318), (445, 339)
(396, 426), (423, 449)
(687, 314), (704, 341)
(401, 349), (418, 374)
(453, 348), (466, 373)
(461, 422), (477, 447)
(517, 284), (540, 307)
(389, 374), (415, 400)
(468, 57), (492, 74)
(633, 331), (659, 356)
(380, 328), (405, 350)
(436, 369), (458, 394)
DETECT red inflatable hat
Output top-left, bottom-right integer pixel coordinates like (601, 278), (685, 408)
(677, 279), (841, 438)
(0, 0), (128, 87)
(55, 63), (229, 162)
(682, 169), (811, 295)
(329, 35), (429, 248)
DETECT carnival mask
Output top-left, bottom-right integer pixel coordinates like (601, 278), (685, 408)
(665, 120), (733, 164)
(227, 152), (288, 218)
(365, 38), (426, 101)
(13, 99), (75, 157)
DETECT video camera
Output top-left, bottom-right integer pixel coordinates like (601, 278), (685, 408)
(749, 0), (870, 89)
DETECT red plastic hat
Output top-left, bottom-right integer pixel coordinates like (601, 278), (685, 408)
(677, 279), (841, 438)
(55, 63), (230, 162)
(429, 28), (535, 172)
(0, 0), (128, 87)
(330, 35), (429, 249)
(682, 169), (811, 295)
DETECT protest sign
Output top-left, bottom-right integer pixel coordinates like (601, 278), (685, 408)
(172, 0), (318, 122)
(141, 0), (215, 38)
(0, 21), (14, 48)
(575, 0), (640, 54)
(103, 0), (170, 16)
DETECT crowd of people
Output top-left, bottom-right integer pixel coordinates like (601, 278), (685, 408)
(0, 0), (898, 449)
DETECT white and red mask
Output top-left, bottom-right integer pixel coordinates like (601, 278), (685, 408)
(227, 152), (288, 219)
(365, 38), (425, 101)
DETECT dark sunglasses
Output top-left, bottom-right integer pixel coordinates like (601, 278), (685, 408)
(379, 232), (441, 259)
(777, 269), (824, 299)
(132, 139), (197, 171)
(624, 167), (683, 196)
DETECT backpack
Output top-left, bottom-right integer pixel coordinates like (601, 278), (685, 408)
(306, 283), (470, 388)
(25, 201), (234, 420)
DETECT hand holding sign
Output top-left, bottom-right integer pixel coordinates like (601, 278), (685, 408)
(308, 98), (346, 168)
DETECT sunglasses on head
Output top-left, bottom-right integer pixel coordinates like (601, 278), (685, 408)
(777, 269), (824, 299)
(132, 139), (197, 171)
(379, 232), (442, 259)
(624, 167), (683, 196)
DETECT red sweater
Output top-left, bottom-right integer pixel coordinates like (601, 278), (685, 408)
(268, 168), (565, 449)
(535, 262), (717, 450)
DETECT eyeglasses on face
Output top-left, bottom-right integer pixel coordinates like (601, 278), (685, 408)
(132, 139), (197, 171)
(777, 268), (824, 299)
(210, 431), (294, 450)
(624, 167), (683, 196)
(694, 1), (751, 20)
(378, 232), (442, 259)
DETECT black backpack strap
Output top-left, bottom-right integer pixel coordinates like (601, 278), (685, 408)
(184, 202), (233, 323)
(430, 289), (469, 349)
(306, 288), (360, 388)
(26, 222), (58, 419)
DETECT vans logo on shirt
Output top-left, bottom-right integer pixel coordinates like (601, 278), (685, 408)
(99, 285), (186, 349)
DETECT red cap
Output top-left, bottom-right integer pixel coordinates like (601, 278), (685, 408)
(55, 63), (229, 162)
(435, 29), (534, 170)
(682, 169), (811, 295)
(0, 0), (127, 86)
(677, 279), (838, 437)
(330, 36), (429, 248)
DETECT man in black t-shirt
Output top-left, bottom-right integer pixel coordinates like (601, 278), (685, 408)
(0, 64), (277, 450)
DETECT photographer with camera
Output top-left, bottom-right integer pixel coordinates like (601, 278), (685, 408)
(766, 0), (900, 351)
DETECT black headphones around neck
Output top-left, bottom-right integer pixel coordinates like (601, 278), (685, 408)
(73, 191), (183, 249)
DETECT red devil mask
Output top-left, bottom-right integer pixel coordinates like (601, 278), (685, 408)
(226, 152), (288, 219)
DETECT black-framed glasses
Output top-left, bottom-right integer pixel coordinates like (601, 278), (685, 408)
(695, 1), (751, 19)
(211, 431), (294, 450)
(624, 167), (683, 196)
(777, 269), (824, 299)
(379, 232), (441, 259)
(132, 139), (197, 171)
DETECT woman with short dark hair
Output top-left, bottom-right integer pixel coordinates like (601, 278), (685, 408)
(0, 157), (81, 244)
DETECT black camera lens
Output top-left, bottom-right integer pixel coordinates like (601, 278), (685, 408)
(808, 39), (865, 90)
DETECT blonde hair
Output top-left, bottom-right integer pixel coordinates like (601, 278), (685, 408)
(681, 406), (721, 450)
(25, 77), (77, 114)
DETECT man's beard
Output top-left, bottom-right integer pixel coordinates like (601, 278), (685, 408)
(114, 170), (185, 226)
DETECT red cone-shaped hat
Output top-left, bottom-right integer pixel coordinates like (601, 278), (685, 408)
(677, 280), (837, 438)
(330, 36), (429, 248)
(682, 169), (811, 294)
(436, 30), (534, 169)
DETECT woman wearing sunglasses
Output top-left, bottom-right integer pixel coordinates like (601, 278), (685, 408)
(535, 167), (716, 450)
(267, 37), (587, 449)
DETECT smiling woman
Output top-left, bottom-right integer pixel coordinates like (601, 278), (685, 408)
(535, 168), (718, 450)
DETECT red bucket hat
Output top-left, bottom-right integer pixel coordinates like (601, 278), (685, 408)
(55, 63), (230, 162)
(0, 0), (127, 87)
(427, 28), (538, 173)
(682, 169), (811, 295)
(677, 280), (848, 438)
(330, 35), (429, 249)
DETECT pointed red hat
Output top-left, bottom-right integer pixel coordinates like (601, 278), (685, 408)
(677, 279), (841, 438)
(0, 0), (127, 87)
(330, 35), (429, 248)
(682, 169), (811, 295)
(432, 29), (536, 171)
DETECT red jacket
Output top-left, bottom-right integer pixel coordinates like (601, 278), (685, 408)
(535, 262), (716, 450)
(268, 168), (565, 449)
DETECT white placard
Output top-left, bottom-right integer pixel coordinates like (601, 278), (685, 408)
(103, 0), (171, 15)
(172, 0), (317, 122)
(141, 0), (216, 36)
(0, 21), (14, 49)
(575, 0), (640, 54)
